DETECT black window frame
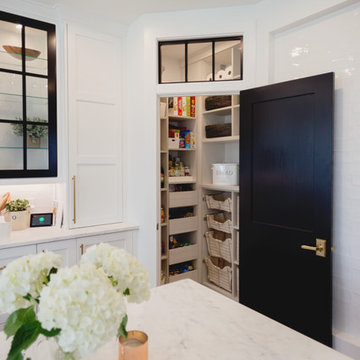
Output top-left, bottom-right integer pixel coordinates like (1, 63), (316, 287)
(0, 11), (57, 178)
(158, 36), (243, 84)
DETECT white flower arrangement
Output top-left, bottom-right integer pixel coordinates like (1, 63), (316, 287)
(81, 243), (150, 303)
(0, 244), (150, 360)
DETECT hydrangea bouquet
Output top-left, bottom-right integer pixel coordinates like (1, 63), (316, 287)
(0, 243), (150, 360)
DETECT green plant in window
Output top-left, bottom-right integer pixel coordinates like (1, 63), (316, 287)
(11, 118), (48, 142)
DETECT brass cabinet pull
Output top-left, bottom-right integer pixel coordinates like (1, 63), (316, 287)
(80, 244), (84, 256)
(301, 238), (326, 258)
(72, 175), (76, 224)
(0, 265), (6, 271)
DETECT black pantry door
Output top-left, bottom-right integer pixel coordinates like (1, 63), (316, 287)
(239, 73), (334, 346)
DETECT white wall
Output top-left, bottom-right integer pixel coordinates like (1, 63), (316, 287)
(124, 0), (360, 357)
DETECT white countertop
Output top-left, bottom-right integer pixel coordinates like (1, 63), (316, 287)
(0, 222), (139, 250)
(0, 279), (352, 360)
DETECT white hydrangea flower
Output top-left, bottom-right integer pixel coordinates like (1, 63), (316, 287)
(38, 263), (126, 359)
(81, 243), (150, 303)
(0, 252), (63, 313)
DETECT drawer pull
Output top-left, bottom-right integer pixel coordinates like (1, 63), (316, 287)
(80, 244), (84, 255)
(0, 265), (6, 271)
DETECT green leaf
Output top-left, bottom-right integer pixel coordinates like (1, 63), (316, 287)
(123, 288), (130, 296)
(117, 314), (128, 339)
(45, 267), (58, 284)
(39, 327), (61, 337)
(4, 307), (36, 339)
(7, 321), (40, 360)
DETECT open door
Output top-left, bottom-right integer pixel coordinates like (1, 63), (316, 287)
(239, 73), (333, 346)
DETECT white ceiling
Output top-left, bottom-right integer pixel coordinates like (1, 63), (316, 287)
(34, 0), (261, 24)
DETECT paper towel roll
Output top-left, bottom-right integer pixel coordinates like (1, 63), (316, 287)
(206, 73), (213, 81)
(215, 70), (226, 81)
(225, 65), (233, 79)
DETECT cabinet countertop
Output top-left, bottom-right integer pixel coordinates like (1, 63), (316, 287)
(0, 279), (351, 360)
(0, 222), (139, 250)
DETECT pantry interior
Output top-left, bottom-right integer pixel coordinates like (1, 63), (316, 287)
(158, 94), (240, 300)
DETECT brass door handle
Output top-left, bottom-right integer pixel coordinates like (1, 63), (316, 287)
(80, 244), (84, 256)
(72, 175), (76, 224)
(0, 265), (6, 271)
(301, 238), (326, 258)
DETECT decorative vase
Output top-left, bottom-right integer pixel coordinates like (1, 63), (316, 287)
(4, 210), (30, 231)
(119, 331), (148, 360)
(27, 135), (41, 148)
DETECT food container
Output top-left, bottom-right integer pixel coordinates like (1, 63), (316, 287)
(212, 163), (239, 185)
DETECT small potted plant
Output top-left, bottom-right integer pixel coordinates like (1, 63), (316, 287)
(4, 199), (30, 231)
(12, 118), (48, 148)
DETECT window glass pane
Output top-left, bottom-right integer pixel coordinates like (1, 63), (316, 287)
(27, 125), (48, 169)
(0, 72), (22, 120)
(25, 27), (47, 75)
(160, 44), (185, 83)
(0, 122), (23, 170)
(0, 20), (22, 72)
(26, 76), (48, 122)
(188, 42), (212, 82)
(214, 40), (242, 81)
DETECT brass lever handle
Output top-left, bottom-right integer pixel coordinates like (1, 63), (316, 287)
(0, 265), (6, 271)
(72, 175), (76, 224)
(80, 244), (84, 256)
(301, 238), (326, 258)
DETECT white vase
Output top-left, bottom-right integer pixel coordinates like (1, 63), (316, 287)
(4, 210), (30, 231)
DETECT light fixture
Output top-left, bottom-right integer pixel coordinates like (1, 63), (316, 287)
(2, 45), (40, 61)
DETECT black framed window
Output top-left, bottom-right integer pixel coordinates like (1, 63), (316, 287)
(159, 36), (243, 84)
(0, 11), (57, 178)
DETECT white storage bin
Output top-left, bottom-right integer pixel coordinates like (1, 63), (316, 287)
(206, 213), (232, 234)
(168, 138), (180, 149)
(206, 231), (232, 263)
(205, 256), (232, 292)
(212, 163), (239, 186)
(205, 193), (232, 212)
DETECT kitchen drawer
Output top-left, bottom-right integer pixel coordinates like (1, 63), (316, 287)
(169, 244), (198, 265)
(169, 269), (198, 283)
(169, 191), (198, 208)
(0, 245), (37, 270)
(169, 216), (198, 235)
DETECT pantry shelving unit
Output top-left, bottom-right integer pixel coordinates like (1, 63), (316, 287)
(158, 95), (239, 301)
(158, 97), (200, 285)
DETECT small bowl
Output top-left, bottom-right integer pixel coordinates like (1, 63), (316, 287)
(3, 45), (41, 61)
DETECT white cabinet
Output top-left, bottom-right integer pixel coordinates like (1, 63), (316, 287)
(67, 26), (123, 228)
(76, 231), (133, 261)
(37, 240), (77, 267)
(0, 245), (37, 329)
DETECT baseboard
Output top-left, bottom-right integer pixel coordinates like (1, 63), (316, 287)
(333, 329), (360, 360)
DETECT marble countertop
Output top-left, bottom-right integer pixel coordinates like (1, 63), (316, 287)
(0, 279), (352, 360)
(0, 222), (139, 250)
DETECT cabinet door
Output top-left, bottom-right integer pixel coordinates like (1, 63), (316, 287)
(37, 239), (77, 267)
(0, 245), (37, 328)
(67, 26), (123, 228)
(77, 231), (133, 261)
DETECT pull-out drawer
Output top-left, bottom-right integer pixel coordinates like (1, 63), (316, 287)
(169, 244), (198, 265)
(169, 191), (198, 208)
(169, 216), (198, 235)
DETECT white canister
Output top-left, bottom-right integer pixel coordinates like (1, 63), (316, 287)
(0, 216), (11, 243)
(212, 163), (239, 186)
(4, 210), (30, 231)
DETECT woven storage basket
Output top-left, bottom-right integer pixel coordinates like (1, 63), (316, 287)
(205, 256), (232, 292)
(205, 193), (232, 212)
(206, 230), (232, 263)
(205, 123), (231, 138)
(205, 96), (232, 111)
(206, 212), (232, 234)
